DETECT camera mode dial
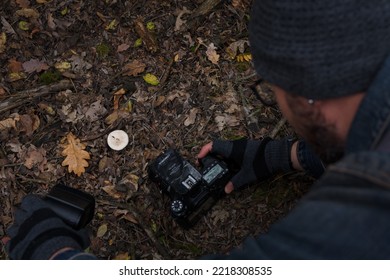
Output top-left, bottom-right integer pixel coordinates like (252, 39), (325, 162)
(171, 200), (185, 215)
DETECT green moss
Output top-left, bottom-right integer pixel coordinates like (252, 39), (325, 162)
(235, 61), (250, 72)
(39, 70), (61, 85)
(96, 43), (110, 58)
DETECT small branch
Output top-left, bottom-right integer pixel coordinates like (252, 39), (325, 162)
(270, 118), (287, 138)
(0, 80), (73, 114)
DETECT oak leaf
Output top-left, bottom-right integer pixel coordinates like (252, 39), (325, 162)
(61, 132), (90, 176)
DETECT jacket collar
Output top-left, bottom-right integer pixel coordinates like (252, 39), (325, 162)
(346, 54), (390, 153)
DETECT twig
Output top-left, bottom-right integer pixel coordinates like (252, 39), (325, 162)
(159, 58), (174, 87)
(0, 80), (73, 114)
(270, 118), (287, 138)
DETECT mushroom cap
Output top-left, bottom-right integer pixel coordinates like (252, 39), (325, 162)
(107, 130), (129, 151)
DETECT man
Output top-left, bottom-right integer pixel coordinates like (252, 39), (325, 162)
(5, 0), (390, 259)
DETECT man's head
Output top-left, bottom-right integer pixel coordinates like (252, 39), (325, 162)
(249, 0), (390, 162)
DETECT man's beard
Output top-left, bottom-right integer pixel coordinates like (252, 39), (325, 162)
(302, 122), (344, 165)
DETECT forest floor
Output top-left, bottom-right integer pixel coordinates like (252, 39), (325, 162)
(0, 0), (313, 259)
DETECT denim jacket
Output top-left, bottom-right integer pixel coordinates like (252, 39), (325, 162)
(205, 55), (390, 259)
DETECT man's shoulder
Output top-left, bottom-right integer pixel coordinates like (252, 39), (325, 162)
(326, 150), (390, 189)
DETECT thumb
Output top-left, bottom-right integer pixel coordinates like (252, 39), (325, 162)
(224, 181), (234, 194)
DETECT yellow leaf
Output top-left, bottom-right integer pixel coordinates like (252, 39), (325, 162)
(114, 252), (131, 260)
(54, 61), (71, 72)
(105, 19), (118, 30)
(61, 7), (69, 16)
(0, 32), (6, 54)
(18, 21), (30, 31)
(146, 22), (155, 31)
(236, 53), (252, 62)
(134, 38), (142, 47)
(61, 132), (90, 176)
(37, 0), (49, 3)
(96, 224), (108, 238)
(143, 73), (159, 86)
(8, 72), (26, 82)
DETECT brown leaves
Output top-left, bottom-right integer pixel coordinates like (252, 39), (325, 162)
(22, 59), (49, 73)
(0, 113), (40, 135)
(15, 0), (30, 8)
(61, 132), (90, 176)
(206, 43), (220, 65)
(0, 32), (6, 54)
(122, 60), (146, 76)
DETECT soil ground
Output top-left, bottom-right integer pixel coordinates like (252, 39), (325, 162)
(0, 0), (313, 259)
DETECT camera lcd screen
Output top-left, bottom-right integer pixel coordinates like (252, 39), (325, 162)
(203, 164), (223, 184)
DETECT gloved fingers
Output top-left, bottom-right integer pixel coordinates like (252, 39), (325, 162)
(230, 170), (255, 191)
(211, 139), (234, 159)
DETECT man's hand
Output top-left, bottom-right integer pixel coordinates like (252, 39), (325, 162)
(198, 138), (273, 193)
(6, 195), (90, 260)
(198, 137), (295, 193)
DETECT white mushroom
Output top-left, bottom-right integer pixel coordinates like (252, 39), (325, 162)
(107, 130), (129, 151)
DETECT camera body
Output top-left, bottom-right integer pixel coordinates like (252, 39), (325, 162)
(44, 183), (95, 230)
(148, 149), (231, 229)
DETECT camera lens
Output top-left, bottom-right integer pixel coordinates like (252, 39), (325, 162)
(171, 200), (185, 215)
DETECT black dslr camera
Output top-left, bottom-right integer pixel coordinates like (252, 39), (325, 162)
(148, 149), (231, 229)
(44, 183), (95, 230)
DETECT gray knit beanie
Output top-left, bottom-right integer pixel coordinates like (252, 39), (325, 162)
(249, 0), (390, 100)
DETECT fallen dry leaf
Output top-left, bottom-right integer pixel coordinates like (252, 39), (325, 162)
(226, 39), (249, 59)
(61, 132), (90, 176)
(174, 7), (190, 31)
(15, 0), (30, 8)
(22, 59), (49, 73)
(122, 60), (146, 76)
(206, 43), (220, 65)
(18, 114), (40, 136)
(184, 108), (199, 126)
(8, 59), (23, 73)
(24, 146), (47, 171)
(117, 43), (130, 53)
(113, 252), (131, 260)
(0, 32), (6, 54)
(0, 117), (18, 130)
(15, 8), (39, 19)
(96, 224), (108, 238)
(113, 88), (126, 110)
(102, 181), (123, 199)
